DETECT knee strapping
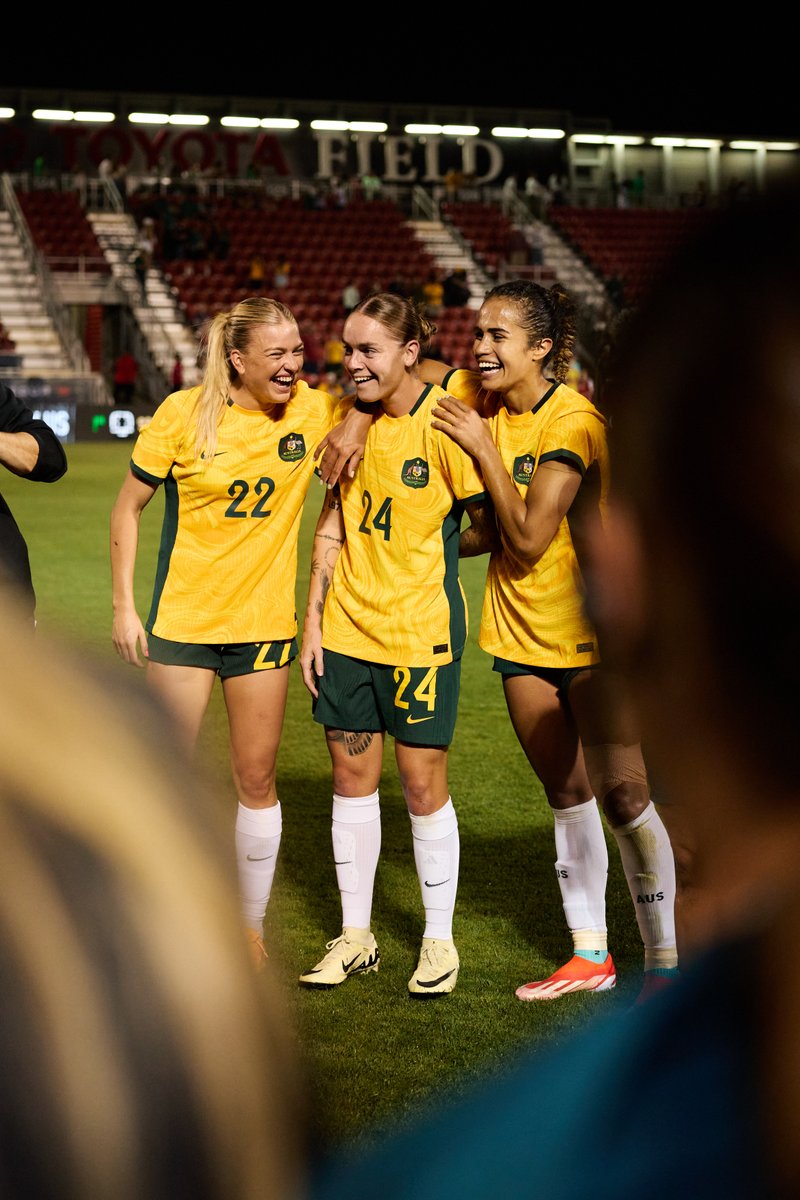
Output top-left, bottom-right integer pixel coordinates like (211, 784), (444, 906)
(582, 744), (648, 802)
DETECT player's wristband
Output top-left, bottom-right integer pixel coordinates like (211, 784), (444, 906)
(353, 399), (373, 415)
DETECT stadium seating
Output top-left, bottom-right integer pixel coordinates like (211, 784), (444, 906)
(16, 190), (110, 273)
(547, 206), (714, 305)
(442, 201), (555, 285)
(128, 191), (440, 347)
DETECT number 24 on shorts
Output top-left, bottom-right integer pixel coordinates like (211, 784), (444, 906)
(393, 666), (437, 718)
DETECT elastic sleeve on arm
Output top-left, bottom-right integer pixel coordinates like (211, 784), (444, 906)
(25, 426), (68, 482)
(0, 382), (67, 482)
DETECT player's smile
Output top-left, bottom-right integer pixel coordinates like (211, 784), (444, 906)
(230, 318), (304, 408)
(473, 297), (548, 408)
(343, 312), (412, 408)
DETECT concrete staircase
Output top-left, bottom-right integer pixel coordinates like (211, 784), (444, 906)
(406, 218), (492, 307)
(87, 210), (202, 388)
(0, 210), (76, 373)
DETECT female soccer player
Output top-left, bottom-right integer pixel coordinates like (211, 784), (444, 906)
(310, 182), (800, 1200)
(298, 293), (490, 998)
(110, 296), (355, 969)
(422, 280), (678, 1003)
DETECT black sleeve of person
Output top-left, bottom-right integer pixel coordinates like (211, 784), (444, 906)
(0, 382), (68, 483)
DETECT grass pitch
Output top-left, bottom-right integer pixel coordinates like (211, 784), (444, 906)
(3, 441), (645, 1149)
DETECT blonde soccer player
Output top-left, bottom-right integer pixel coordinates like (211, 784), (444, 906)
(111, 296), (359, 969)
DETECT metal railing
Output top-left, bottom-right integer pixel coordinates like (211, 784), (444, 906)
(1, 173), (94, 375)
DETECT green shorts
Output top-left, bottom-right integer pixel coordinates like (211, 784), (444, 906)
(147, 634), (298, 678)
(492, 657), (599, 701)
(314, 649), (462, 746)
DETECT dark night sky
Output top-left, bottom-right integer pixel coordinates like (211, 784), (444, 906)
(4, 33), (793, 142)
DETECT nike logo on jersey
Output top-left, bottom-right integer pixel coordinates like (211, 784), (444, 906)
(407, 715), (434, 724)
(424, 879), (450, 888)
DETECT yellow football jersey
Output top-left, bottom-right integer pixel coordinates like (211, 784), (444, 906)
(322, 383), (486, 666)
(131, 381), (337, 642)
(442, 369), (608, 668)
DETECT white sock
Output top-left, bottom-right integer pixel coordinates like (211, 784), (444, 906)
(410, 798), (459, 940)
(332, 791), (381, 930)
(235, 802), (282, 933)
(612, 800), (678, 969)
(553, 797), (608, 949)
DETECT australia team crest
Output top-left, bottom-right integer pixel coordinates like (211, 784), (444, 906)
(279, 432), (306, 462)
(513, 454), (535, 485)
(401, 458), (429, 488)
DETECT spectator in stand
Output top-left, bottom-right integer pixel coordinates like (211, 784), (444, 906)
(341, 280), (361, 317)
(323, 329), (345, 377)
(444, 168), (465, 202)
(442, 268), (471, 308)
(360, 173), (382, 202)
(0, 381), (67, 627)
(272, 254), (291, 289)
(501, 172), (519, 215)
(138, 217), (156, 269)
(422, 272), (444, 317)
(547, 172), (568, 206)
(630, 169), (646, 208)
(524, 172), (552, 220)
(171, 353), (184, 391)
(247, 254), (267, 291)
(132, 250), (147, 299)
(113, 352), (138, 405)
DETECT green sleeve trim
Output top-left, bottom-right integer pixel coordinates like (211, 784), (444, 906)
(130, 460), (165, 486)
(539, 449), (586, 476)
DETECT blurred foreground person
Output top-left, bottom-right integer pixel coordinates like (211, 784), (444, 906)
(0, 599), (308, 1200)
(310, 183), (800, 1200)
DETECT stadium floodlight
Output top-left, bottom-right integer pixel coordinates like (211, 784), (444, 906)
(129, 113), (170, 124)
(442, 125), (479, 136)
(349, 121), (388, 132)
(651, 137), (686, 147)
(492, 127), (528, 137)
(404, 124), (443, 134)
(221, 116), (261, 128)
(765, 141), (799, 151)
(684, 139), (722, 148)
(0, 108), (15, 119)
(168, 114), (209, 126)
(527, 128), (565, 139)
(571, 133), (605, 144)
(74, 112), (115, 123)
(729, 141), (763, 150)
(606, 135), (645, 145)
(261, 118), (300, 129)
(33, 109), (74, 121)
(311, 119), (349, 130)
